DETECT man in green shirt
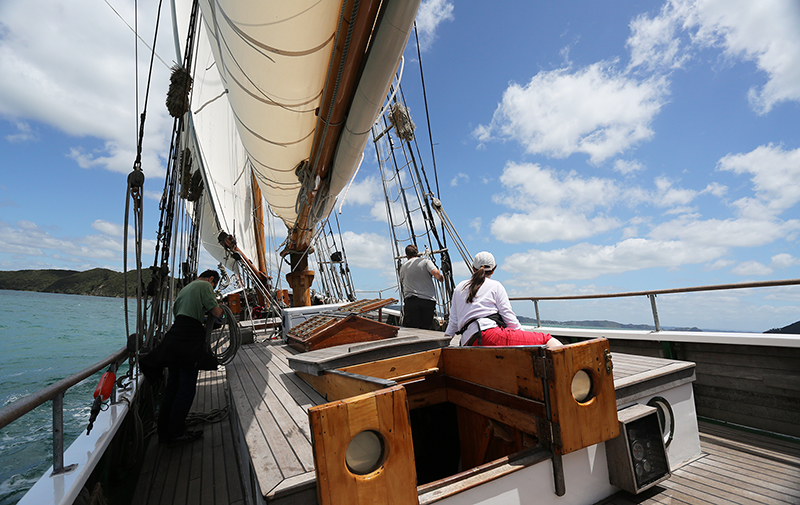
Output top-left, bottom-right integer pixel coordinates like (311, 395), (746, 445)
(157, 269), (223, 445)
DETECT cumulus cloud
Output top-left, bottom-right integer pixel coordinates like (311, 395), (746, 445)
(0, 218), (154, 269)
(504, 238), (726, 282)
(474, 63), (669, 164)
(717, 144), (800, 216)
(5, 121), (36, 143)
(340, 175), (381, 207)
(0, 0), (172, 177)
(626, 0), (800, 113)
(340, 231), (394, 271)
(731, 260), (773, 276)
(627, 2), (690, 71)
(614, 159), (645, 175)
(771, 253), (800, 269)
(415, 0), (455, 52)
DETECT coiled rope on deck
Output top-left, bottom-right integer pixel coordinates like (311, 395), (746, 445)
(205, 304), (241, 365)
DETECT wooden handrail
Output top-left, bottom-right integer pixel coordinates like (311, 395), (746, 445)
(0, 346), (129, 430)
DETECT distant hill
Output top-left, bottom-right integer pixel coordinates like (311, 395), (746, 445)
(765, 320), (800, 334)
(516, 316), (702, 332)
(0, 268), (139, 298)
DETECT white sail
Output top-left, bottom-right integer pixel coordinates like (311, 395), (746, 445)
(173, 0), (421, 282)
(184, 14), (259, 271)
(195, 0), (341, 229)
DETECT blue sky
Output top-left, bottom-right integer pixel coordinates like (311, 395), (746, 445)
(1, 0), (799, 332)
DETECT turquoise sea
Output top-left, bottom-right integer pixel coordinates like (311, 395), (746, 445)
(0, 291), (133, 505)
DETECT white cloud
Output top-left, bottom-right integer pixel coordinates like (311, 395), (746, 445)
(340, 231), (393, 271)
(469, 217), (481, 234)
(450, 172), (469, 187)
(717, 144), (800, 216)
(474, 63), (669, 164)
(771, 253), (800, 269)
(626, 0), (800, 113)
(492, 210), (620, 244)
(0, 218), (155, 268)
(415, 0), (455, 52)
(495, 162), (620, 213)
(504, 238), (726, 282)
(340, 175), (381, 206)
(653, 177), (697, 207)
(731, 260), (773, 276)
(707, 258), (735, 270)
(627, 2), (690, 71)
(5, 121), (36, 142)
(701, 182), (727, 198)
(649, 216), (799, 248)
(614, 159), (645, 175)
(0, 0), (172, 177)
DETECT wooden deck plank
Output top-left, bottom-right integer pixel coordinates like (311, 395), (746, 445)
(676, 463), (795, 503)
(245, 345), (318, 439)
(237, 347), (315, 473)
(133, 367), (243, 505)
(234, 353), (306, 477)
(698, 440), (800, 482)
(226, 356), (284, 494)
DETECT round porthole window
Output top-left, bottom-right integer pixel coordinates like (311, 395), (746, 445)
(345, 430), (385, 475)
(647, 396), (675, 447)
(571, 369), (593, 403)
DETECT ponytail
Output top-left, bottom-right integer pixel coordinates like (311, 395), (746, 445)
(466, 266), (491, 303)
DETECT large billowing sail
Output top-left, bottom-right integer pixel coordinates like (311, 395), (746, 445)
(184, 17), (258, 272)
(175, 0), (421, 300)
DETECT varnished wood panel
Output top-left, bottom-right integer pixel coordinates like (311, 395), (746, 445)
(338, 348), (444, 382)
(549, 338), (619, 454)
(310, 385), (418, 505)
(441, 347), (544, 400)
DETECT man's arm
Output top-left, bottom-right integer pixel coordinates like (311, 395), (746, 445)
(210, 306), (224, 318)
(431, 268), (444, 282)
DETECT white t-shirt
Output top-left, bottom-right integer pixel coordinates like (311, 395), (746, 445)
(445, 277), (522, 345)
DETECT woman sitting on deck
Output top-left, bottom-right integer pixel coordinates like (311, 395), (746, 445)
(445, 252), (562, 348)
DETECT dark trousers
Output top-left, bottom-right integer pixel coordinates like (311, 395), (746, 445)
(403, 296), (436, 330)
(158, 366), (199, 440)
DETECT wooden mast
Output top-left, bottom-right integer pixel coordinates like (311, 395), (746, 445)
(284, 0), (380, 307)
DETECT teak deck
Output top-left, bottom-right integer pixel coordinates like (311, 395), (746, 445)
(132, 332), (800, 505)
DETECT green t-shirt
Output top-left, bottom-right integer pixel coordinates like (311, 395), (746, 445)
(173, 279), (219, 323)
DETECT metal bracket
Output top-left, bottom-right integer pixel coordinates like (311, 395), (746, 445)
(532, 354), (554, 380)
(536, 417), (562, 447)
(604, 348), (613, 374)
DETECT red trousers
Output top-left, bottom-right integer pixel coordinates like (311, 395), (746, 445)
(473, 326), (552, 346)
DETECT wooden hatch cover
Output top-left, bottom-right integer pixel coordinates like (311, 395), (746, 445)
(286, 298), (399, 352)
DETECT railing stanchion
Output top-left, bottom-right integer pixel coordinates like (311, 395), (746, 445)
(534, 300), (541, 327)
(649, 294), (661, 332)
(52, 392), (65, 475)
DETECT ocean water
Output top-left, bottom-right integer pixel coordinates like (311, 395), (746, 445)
(0, 291), (133, 505)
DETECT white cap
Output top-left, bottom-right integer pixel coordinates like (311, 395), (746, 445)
(472, 251), (496, 270)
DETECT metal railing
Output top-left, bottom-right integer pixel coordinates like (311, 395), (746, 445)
(510, 278), (800, 330)
(0, 346), (129, 475)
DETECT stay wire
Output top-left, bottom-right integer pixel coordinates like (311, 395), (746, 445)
(413, 21), (441, 199)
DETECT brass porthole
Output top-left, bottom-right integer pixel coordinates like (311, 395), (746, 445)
(345, 430), (385, 475)
(571, 369), (594, 403)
